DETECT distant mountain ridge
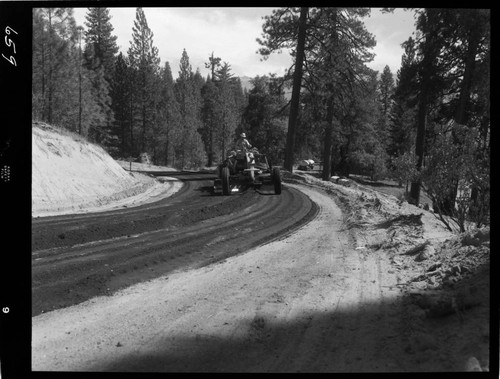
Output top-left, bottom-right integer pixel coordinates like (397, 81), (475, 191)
(239, 72), (398, 97)
(239, 76), (253, 92)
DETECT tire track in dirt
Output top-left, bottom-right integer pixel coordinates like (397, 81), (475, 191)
(32, 174), (318, 316)
(31, 182), (399, 372)
(255, 186), (407, 372)
(32, 182), (418, 372)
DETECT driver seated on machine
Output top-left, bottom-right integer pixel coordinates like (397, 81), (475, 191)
(234, 133), (259, 180)
(236, 132), (251, 152)
(235, 133), (257, 161)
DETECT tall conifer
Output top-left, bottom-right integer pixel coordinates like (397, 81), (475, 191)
(127, 7), (161, 155)
(83, 7), (118, 80)
(174, 49), (206, 168)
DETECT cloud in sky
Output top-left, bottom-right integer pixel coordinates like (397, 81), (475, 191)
(363, 8), (418, 74)
(73, 7), (416, 79)
(73, 7), (288, 78)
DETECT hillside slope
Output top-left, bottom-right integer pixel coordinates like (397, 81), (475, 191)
(32, 121), (180, 217)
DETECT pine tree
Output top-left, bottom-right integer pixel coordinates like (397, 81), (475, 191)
(214, 62), (241, 162)
(157, 62), (182, 166)
(88, 66), (115, 146)
(110, 52), (132, 156)
(241, 76), (288, 164)
(258, 7), (308, 172)
(205, 52), (221, 82)
(32, 8), (79, 127)
(201, 77), (220, 166)
(377, 65), (395, 148)
(312, 8), (376, 180)
(32, 9), (47, 121)
(83, 7), (119, 80)
(127, 7), (161, 156)
(78, 7), (119, 152)
(418, 9), (490, 217)
(174, 49), (206, 168)
(200, 58), (247, 166)
(409, 9), (453, 205)
(338, 68), (385, 179)
(32, 6), (120, 144)
(389, 37), (419, 158)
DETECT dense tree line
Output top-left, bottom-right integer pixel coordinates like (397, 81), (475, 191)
(31, 6), (396, 174)
(32, 7), (489, 229)
(258, 7), (396, 181)
(258, 7), (489, 231)
(32, 7), (251, 169)
(408, 8), (490, 230)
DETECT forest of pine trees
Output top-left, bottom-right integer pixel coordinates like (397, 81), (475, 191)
(32, 7), (489, 229)
(257, 7), (489, 230)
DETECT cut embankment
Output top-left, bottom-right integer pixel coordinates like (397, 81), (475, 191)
(32, 121), (180, 217)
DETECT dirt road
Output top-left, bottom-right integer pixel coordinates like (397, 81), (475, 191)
(31, 173), (492, 373)
(32, 172), (317, 316)
(32, 182), (414, 372)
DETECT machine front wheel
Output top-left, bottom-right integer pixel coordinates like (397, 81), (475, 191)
(222, 166), (231, 195)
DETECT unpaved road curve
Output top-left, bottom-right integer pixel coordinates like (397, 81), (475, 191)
(32, 183), (410, 372)
(32, 172), (317, 316)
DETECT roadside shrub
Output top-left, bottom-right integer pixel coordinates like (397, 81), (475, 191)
(421, 123), (490, 232)
(350, 145), (389, 181)
(390, 151), (419, 192)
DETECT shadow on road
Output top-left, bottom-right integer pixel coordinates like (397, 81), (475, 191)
(195, 185), (215, 195)
(88, 291), (488, 373)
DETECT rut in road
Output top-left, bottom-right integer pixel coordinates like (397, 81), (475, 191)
(32, 184), (408, 372)
(32, 176), (318, 316)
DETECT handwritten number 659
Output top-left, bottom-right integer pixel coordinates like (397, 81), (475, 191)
(2, 26), (18, 67)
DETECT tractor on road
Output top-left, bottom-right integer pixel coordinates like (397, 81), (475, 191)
(214, 148), (282, 195)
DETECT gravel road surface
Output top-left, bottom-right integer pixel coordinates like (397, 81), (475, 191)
(32, 172), (317, 317)
(32, 182), (409, 372)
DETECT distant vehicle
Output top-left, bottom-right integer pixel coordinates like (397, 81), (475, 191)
(298, 159), (315, 171)
(214, 148), (282, 195)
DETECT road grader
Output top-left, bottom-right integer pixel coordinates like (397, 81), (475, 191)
(213, 148), (282, 195)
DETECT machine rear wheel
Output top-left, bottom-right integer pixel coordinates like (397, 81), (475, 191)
(222, 166), (231, 195)
(272, 167), (282, 195)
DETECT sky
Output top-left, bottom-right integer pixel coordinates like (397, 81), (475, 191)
(72, 7), (417, 79)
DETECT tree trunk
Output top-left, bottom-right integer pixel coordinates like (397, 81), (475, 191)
(207, 129), (213, 167)
(321, 8), (338, 181)
(283, 7), (308, 172)
(409, 10), (438, 206)
(78, 30), (82, 135)
(455, 23), (480, 127)
(322, 96), (335, 181)
(409, 92), (427, 205)
(221, 121), (226, 162)
(165, 126), (170, 166)
(47, 9), (53, 124)
(142, 103), (146, 152)
(122, 120), (126, 156)
(41, 31), (46, 120)
(438, 14), (481, 215)
(129, 95), (134, 156)
(453, 21), (481, 214)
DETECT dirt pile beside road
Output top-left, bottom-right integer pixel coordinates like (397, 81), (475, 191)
(32, 121), (180, 217)
(284, 171), (491, 372)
